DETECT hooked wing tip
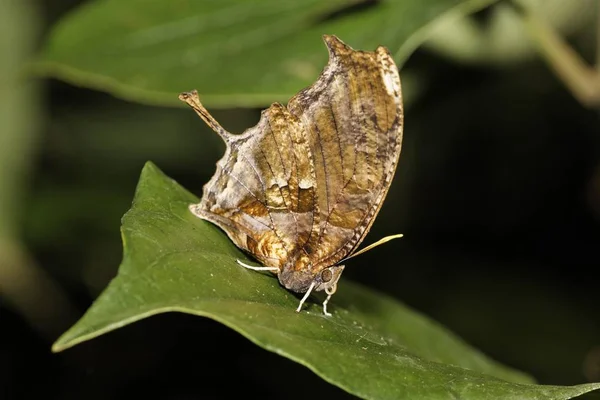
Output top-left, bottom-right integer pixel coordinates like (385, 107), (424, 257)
(178, 90), (199, 103)
(322, 34), (352, 56)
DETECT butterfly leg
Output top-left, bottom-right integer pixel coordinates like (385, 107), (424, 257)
(236, 259), (279, 272)
(322, 283), (338, 317)
(296, 281), (316, 313)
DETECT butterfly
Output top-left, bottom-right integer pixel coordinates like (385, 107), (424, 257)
(179, 35), (403, 316)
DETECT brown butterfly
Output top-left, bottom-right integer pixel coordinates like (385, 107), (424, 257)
(180, 35), (403, 315)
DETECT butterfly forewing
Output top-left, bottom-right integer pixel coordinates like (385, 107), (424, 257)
(287, 36), (403, 269)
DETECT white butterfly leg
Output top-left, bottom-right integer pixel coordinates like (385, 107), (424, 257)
(236, 259), (279, 272)
(322, 283), (337, 317)
(295, 281), (316, 313)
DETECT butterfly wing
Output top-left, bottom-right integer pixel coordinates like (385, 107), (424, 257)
(182, 93), (318, 270)
(286, 35), (403, 269)
(182, 35), (403, 274)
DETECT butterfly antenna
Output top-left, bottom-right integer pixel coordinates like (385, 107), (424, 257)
(179, 90), (234, 142)
(340, 234), (404, 263)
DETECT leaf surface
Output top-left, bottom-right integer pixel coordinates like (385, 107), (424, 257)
(54, 162), (600, 400)
(34, 0), (496, 107)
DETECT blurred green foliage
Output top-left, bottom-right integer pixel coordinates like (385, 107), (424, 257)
(33, 0), (498, 107)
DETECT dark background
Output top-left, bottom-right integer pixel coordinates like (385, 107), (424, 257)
(2, 1), (599, 399)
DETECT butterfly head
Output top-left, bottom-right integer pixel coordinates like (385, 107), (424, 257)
(279, 253), (345, 294)
(314, 265), (345, 293)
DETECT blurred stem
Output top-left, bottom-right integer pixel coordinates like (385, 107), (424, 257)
(519, 0), (600, 108)
(0, 241), (77, 339)
(0, 0), (77, 338)
(597, 0), (600, 70)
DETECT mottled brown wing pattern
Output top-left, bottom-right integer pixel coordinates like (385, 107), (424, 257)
(181, 96), (318, 270)
(287, 36), (403, 271)
(180, 35), (403, 313)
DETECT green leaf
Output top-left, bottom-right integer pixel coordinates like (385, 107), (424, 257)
(53, 162), (600, 400)
(33, 0), (498, 108)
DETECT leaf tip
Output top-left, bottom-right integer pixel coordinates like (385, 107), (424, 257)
(141, 160), (160, 175)
(51, 341), (64, 353)
(51, 334), (73, 353)
(136, 161), (168, 191)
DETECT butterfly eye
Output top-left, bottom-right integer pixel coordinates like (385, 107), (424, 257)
(321, 268), (333, 283)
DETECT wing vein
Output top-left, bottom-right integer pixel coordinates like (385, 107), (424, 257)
(311, 123), (331, 250)
(266, 115), (299, 243)
(258, 144), (293, 253)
